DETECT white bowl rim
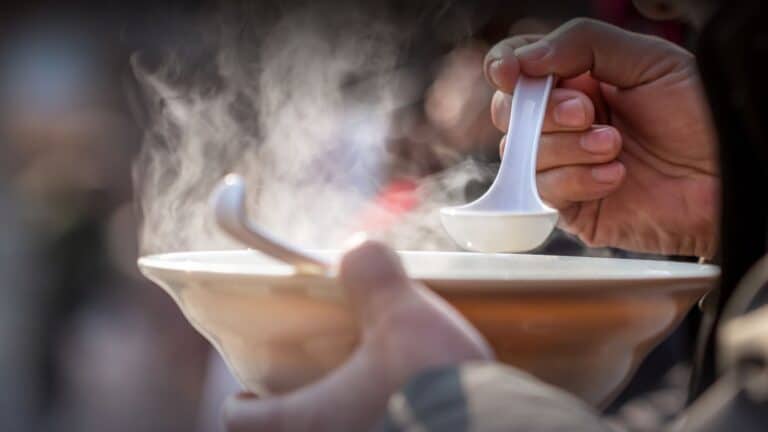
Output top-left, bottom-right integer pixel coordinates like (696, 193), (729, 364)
(138, 249), (719, 293)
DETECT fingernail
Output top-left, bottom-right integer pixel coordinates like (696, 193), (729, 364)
(488, 58), (504, 87)
(591, 163), (624, 184)
(554, 99), (586, 127)
(581, 128), (616, 153)
(514, 41), (551, 61)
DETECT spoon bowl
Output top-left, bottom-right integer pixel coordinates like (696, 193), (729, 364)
(440, 208), (558, 252)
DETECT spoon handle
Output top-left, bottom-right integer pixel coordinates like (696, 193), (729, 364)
(211, 174), (331, 275)
(497, 74), (554, 209)
(240, 218), (330, 275)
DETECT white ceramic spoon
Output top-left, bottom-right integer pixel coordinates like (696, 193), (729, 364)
(440, 75), (558, 252)
(210, 174), (331, 275)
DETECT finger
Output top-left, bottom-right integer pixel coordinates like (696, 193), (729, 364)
(500, 126), (621, 167)
(536, 127), (621, 171)
(492, 87), (595, 133)
(537, 161), (626, 209)
(484, 34), (542, 92)
(338, 241), (413, 329)
(225, 241), (488, 432)
(559, 73), (610, 123)
(513, 18), (694, 88)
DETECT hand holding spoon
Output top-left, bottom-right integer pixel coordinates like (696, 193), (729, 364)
(440, 75), (558, 252)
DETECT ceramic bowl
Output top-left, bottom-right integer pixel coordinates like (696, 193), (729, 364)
(138, 250), (718, 406)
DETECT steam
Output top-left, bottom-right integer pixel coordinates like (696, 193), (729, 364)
(133, 5), (493, 255)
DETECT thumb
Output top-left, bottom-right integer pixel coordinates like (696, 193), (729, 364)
(514, 18), (694, 88)
(338, 240), (414, 327)
(225, 242), (491, 432)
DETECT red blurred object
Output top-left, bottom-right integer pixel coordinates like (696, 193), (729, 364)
(352, 179), (420, 233)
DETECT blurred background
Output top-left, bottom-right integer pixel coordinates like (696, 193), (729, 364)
(0, 1), (696, 431)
